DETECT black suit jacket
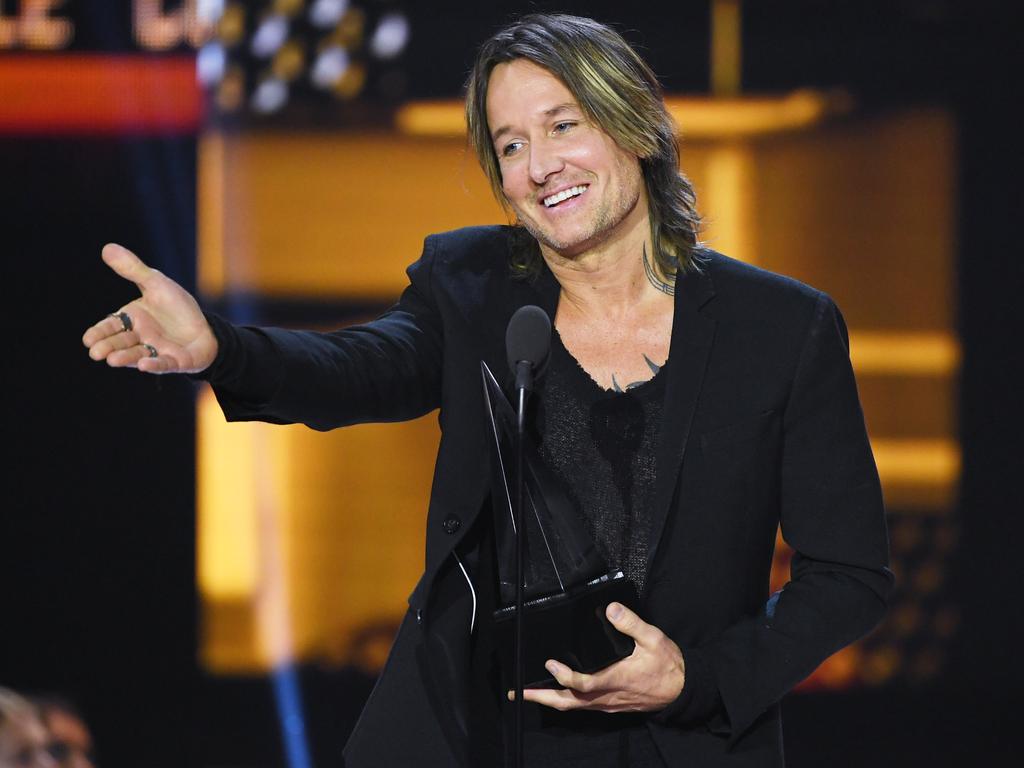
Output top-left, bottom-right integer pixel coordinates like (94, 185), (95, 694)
(209, 226), (892, 766)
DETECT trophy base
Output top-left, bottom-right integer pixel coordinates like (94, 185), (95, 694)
(493, 570), (639, 689)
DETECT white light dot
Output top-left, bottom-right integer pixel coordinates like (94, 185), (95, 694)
(197, 0), (225, 25)
(309, 0), (349, 29)
(369, 13), (410, 60)
(311, 45), (350, 89)
(251, 14), (289, 58)
(252, 78), (289, 113)
(196, 41), (227, 85)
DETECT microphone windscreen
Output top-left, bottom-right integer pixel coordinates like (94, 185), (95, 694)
(506, 305), (552, 375)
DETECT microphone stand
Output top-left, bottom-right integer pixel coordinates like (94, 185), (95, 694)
(504, 304), (550, 768)
(513, 359), (531, 768)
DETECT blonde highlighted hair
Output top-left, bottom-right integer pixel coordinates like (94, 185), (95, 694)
(465, 14), (702, 277)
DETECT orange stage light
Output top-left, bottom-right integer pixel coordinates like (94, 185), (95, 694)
(0, 54), (202, 135)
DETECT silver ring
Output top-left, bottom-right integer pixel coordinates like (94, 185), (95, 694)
(108, 311), (133, 333)
(141, 343), (158, 358)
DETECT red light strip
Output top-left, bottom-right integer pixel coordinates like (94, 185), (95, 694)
(0, 55), (202, 135)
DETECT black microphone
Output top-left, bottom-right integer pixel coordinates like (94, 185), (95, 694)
(504, 304), (551, 768)
(506, 305), (552, 392)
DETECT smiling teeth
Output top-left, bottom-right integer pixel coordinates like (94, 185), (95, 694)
(543, 185), (588, 207)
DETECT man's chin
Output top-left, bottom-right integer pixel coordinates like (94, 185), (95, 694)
(519, 221), (597, 260)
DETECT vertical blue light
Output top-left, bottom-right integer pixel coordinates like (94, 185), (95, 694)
(272, 663), (313, 768)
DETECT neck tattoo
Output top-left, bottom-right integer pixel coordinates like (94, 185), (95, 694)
(643, 245), (676, 297)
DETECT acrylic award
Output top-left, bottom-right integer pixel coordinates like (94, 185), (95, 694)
(481, 361), (638, 688)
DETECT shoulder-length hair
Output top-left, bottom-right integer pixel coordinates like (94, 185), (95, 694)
(465, 14), (702, 278)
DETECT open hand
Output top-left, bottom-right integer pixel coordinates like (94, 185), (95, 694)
(518, 602), (686, 713)
(82, 243), (218, 374)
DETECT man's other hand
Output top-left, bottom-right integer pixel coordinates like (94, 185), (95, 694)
(82, 243), (218, 375)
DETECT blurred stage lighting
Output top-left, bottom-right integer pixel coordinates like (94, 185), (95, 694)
(197, 1), (410, 122)
(252, 76), (289, 113)
(369, 13), (409, 60)
(311, 44), (350, 88)
(309, 0), (349, 28)
(251, 14), (290, 57)
(198, 41), (228, 85)
(274, 41), (306, 81)
(198, 0), (228, 25)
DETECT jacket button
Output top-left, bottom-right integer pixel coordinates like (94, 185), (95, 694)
(442, 514), (461, 535)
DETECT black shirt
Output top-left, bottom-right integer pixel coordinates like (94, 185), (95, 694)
(514, 330), (669, 768)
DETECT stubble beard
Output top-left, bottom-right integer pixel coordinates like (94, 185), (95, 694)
(514, 173), (643, 259)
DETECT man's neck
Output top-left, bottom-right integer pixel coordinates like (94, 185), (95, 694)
(542, 217), (672, 323)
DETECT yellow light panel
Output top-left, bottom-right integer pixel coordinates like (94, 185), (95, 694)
(196, 387), (260, 601)
(871, 438), (960, 487)
(850, 332), (960, 376)
(394, 91), (846, 140)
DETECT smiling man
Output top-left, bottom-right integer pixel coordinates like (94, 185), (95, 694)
(486, 58), (647, 258)
(83, 14), (891, 767)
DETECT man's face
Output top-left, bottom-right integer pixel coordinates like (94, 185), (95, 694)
(485, 59), (646, 260)
(0, 713), (57, 768)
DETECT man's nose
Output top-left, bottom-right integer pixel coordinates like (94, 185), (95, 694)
(528, 139), (564, 185)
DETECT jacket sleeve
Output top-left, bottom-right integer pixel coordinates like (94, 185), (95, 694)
(659, 292), (893, 741)
(203, 241), (445, 431)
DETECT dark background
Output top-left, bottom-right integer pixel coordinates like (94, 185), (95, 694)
(2, 2), (1021, 766)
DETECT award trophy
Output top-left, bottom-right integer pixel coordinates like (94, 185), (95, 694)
(481, 360), (638, 689)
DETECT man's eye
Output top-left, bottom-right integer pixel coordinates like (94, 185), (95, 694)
(501, 141), (523, 157)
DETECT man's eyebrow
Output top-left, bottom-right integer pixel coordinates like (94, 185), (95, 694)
(490, 103), (581, 143)
(543, 103), (579, 119)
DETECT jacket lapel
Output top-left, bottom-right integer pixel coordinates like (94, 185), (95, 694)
(644, 263), (717, 578)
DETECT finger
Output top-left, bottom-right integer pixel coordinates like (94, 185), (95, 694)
(136, 347), (183, 375)
(544, 660), (597, 693)
(606, 602), (661, 647)
(106, 342), (177, 373)
(87, 329), (140, 361)
(105, 344), (151, 369)
(83, 312), (133, 347)
(518, 686), (590, 712)
(101, 243), (155, 289)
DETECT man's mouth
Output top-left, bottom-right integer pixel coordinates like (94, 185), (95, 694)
(542, 185), (588, 208)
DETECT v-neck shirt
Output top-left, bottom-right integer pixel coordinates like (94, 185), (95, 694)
(517, 330), (669, 767)
(532, 329), (668, 596)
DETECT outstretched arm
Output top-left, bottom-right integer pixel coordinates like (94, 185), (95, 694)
(82, 243), (218, 374)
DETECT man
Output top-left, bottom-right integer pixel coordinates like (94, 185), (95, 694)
(83, 14), (891, 766)
(0, 688), (57, 768)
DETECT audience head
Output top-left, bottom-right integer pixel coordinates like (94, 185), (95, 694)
(33, 698), (95, 768)
(0, 688), (56, 768)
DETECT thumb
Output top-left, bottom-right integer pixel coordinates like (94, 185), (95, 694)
(606, 602), (661, 648)
(102, 243), (154, 289)
(606, 602), (641, 635)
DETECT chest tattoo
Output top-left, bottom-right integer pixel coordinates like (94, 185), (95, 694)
(611, 354), (663, 392)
